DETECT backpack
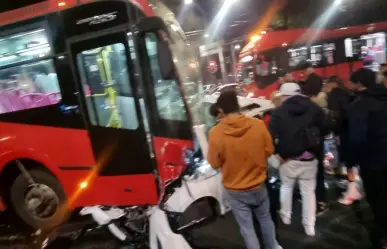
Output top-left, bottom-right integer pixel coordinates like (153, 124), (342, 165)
(304, 126), (322, 150)
(276, 121), (322, 159)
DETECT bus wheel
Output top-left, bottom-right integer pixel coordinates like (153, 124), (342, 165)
(10, 169), (68, 231)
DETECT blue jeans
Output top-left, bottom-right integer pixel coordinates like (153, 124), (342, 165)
(226, 185), (277, 249)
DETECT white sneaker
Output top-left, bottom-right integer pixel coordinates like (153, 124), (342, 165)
(279, 214), (291, 225)
(338, 182), (362, 205)
(304, 226), (315, 236)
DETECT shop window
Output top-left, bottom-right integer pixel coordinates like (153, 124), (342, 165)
(0, 59), (61, 114)
(0, 28), (51, 68)
(145, 33), (187, 121)
(77, 43), (139, 130)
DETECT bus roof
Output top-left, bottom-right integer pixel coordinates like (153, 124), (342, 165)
(240, 21), (387, 58)
(0, 0), (153, 28)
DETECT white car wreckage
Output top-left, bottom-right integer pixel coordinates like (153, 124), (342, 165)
(36, 94), (273, 249)
(75, 125), (228, 249)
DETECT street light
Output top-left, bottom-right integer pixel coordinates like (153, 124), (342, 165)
(333, 0), (343, 6)
(184, 0), (193, 5)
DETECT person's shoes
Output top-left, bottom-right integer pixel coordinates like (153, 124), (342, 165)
(338, 182), (362, 205)
(279, 213), (291, 225)
(304, 226), (315, 236)
(316, 202), (329, 216)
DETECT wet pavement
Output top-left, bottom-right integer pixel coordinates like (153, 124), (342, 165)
(0, 178), (375, 249)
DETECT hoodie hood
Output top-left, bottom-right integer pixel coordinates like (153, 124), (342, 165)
(218, 114), (252, 137)
(366, 84), (387, 102)
(282, 95), (312, 116)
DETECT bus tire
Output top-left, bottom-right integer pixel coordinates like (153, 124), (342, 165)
(10, 169), (68, 231)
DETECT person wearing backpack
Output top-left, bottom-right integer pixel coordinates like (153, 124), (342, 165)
(268, 83), (327, 237)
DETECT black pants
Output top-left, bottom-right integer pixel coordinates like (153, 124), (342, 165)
(360, 168), (387, 246)
(315, 144), (327, 203)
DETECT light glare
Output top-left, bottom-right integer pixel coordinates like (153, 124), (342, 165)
(80, 181), (88, 189)
(250, 35), (262, 43)
(184, 0), (193, 5)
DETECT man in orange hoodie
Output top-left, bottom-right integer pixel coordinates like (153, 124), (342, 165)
(207, 90), (281, 249)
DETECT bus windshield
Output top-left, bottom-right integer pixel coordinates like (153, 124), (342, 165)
(149, 0), (204, 125)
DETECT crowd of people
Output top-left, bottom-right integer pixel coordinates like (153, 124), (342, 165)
(207, 63), (387, 249)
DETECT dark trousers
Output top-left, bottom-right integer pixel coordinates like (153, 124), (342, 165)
(360, 168), (387, 247)
(315, 143), (327, 203)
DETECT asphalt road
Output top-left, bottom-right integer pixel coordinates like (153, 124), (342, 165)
(0, 179), (375, 249)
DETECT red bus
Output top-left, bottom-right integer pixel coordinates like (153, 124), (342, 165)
(0, 0), (194, 230)
(237, 22), (387, 99)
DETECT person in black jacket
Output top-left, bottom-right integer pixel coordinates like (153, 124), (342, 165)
(302, 65), (327, 213)
(325, 76), (352, 169)
(301, 65), (328, 214)
(325, 76), (362, 205)
(303, 64), (323, 97)
(269, 83), (327, 237)
(348, 68), (387, 249)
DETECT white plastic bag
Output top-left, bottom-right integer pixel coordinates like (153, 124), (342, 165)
(267, 155), (281, 169)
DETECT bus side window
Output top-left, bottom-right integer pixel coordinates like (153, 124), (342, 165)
(144, 33), (187, 121)
(76, 43), (139, 130)
(0, 59), (61, 114)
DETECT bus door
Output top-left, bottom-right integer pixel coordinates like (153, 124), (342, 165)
(132, 18), (195, 189)
(62, 3), (160, 206)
